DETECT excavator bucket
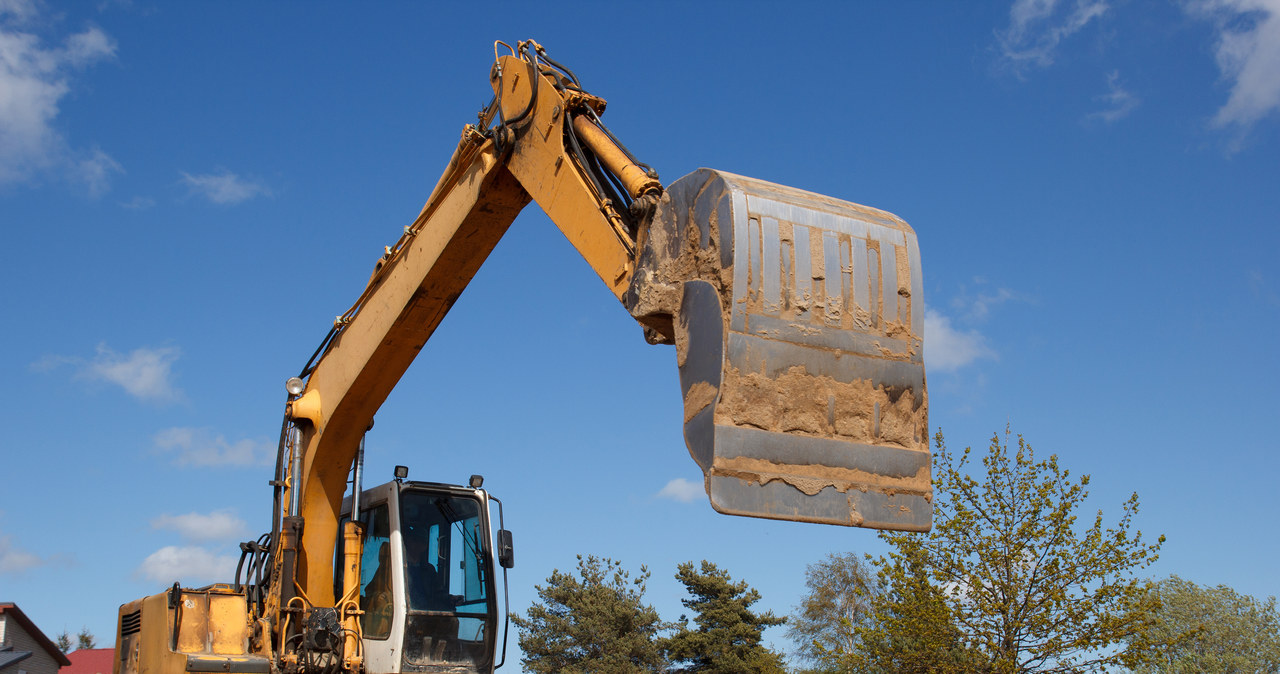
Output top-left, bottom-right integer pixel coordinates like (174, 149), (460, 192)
(626, 169), (930, 531)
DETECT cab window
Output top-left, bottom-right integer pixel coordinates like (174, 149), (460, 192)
(357, 503), (392, 639)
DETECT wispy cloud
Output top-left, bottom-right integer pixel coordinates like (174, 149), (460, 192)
(1248, 269), (1280, 306)
(120, 195), (156, 210)
(656, 477), (703, 503)
(84, 344), (182, 402)
(76, 146), (123, 196)
(137, 545), (236, 584)
(1087, 70), (1140, 123)
(1189, 0), (1280, 143)
(153, 427), (274, 467)
(152, 510), (248, 542)
(951, 284), (1026, 322)
(0, 533), (43, 573)
(925, 308), (997, 373)
(0, 0), (120, 192)
(181, 169), (270, 204)
(997, 0), (1111, 77)
(34, 344), (183, 402)
(0, 0), (38, 23)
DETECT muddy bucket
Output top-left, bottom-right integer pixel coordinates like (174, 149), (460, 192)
(626, 169), (930, 531)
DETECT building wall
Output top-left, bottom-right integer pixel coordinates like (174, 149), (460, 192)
(0, 616), (62, 674)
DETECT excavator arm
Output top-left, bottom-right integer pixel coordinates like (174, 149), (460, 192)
(278, 45), (665, 615)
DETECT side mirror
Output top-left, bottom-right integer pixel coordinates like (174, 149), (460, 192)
(496, 529), (514, 569)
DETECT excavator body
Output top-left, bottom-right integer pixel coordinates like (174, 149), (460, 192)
(113, 39), (930, 674)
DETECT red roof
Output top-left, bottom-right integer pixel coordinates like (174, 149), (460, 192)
(0, 603), (72, 668)
(63, 648), (115, 674)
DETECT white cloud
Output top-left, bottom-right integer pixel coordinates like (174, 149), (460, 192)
(1190, 0), (1280, 137)
(925, 308), (997, 373)
(0, 1), (119, 191)
(181, 169), (270, 205)
(997, 0), (1110, 76)
(137, 545), (236, 585)
(154, 427), (274, 467)
(62, 21), (115, 66)
(80, 344), (182, 402)
(152, 510), (248, 542)
(1087, 70), (1140, 123)
(656, 477), (703, 503)
(0, 533), (42, 573)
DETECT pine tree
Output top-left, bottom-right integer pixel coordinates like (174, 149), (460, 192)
(663, 560), (786, 673)
(76, 628), (96, 650)
(511, 555), (667, 673)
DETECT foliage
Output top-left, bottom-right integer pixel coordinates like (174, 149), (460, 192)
(77, 627), (96, 650)
(662, 560), (786, 673)
(850, 429), (1164, 673)
(851, 535), (992, 674)
(785, 552), (880, 670)
(53, 629), (94, 653)
(511, 555), (667, 673)
(1130, 575), (1280, 673)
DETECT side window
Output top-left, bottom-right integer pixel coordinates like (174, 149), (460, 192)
(452, 514), (487, 606)
(358, 503), (392, 639)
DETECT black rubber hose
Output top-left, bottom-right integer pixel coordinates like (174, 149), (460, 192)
(536, 50), (581, 89)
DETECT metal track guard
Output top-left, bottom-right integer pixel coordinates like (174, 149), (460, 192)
(627, 169), (930, 531)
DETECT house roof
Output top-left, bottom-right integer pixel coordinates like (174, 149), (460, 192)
(0, 604), (72, 668)
(63, 649), (114, 674)
(0, 646), (34, 670)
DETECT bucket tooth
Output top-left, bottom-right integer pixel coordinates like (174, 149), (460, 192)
(626, 169), (930, 531)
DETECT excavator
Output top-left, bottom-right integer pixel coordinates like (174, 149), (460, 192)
(113, 41), (929, 674)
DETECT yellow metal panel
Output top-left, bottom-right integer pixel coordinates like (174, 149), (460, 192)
(209, 594), (248, 655)
(176, 592), (207, 654)
(113, 598), (144, 674)
(130, 591), (189, 674)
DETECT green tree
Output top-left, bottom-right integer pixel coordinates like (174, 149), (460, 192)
(55, 631), (73, 654)
(511, 555), (667, 673)
(76, 627), (96, 650)
(785, 552), (880, 671)
(662, 560), (786, 673)
(853, 429), (1164, 673)
(1131, 575), (1280, 673)
(849, 535), (991, 674)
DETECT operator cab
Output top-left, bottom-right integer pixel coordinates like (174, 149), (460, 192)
(339, 470), (513, 673)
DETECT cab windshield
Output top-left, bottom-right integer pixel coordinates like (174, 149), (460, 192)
(399, 490), (493, 670)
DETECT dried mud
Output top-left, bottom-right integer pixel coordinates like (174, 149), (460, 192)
(717, 365), (926, 449)
(683, 381), (718, 423)
(712, 453), (932, 496)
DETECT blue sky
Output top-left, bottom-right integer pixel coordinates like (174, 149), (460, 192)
(2, 0), (1278, 666)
